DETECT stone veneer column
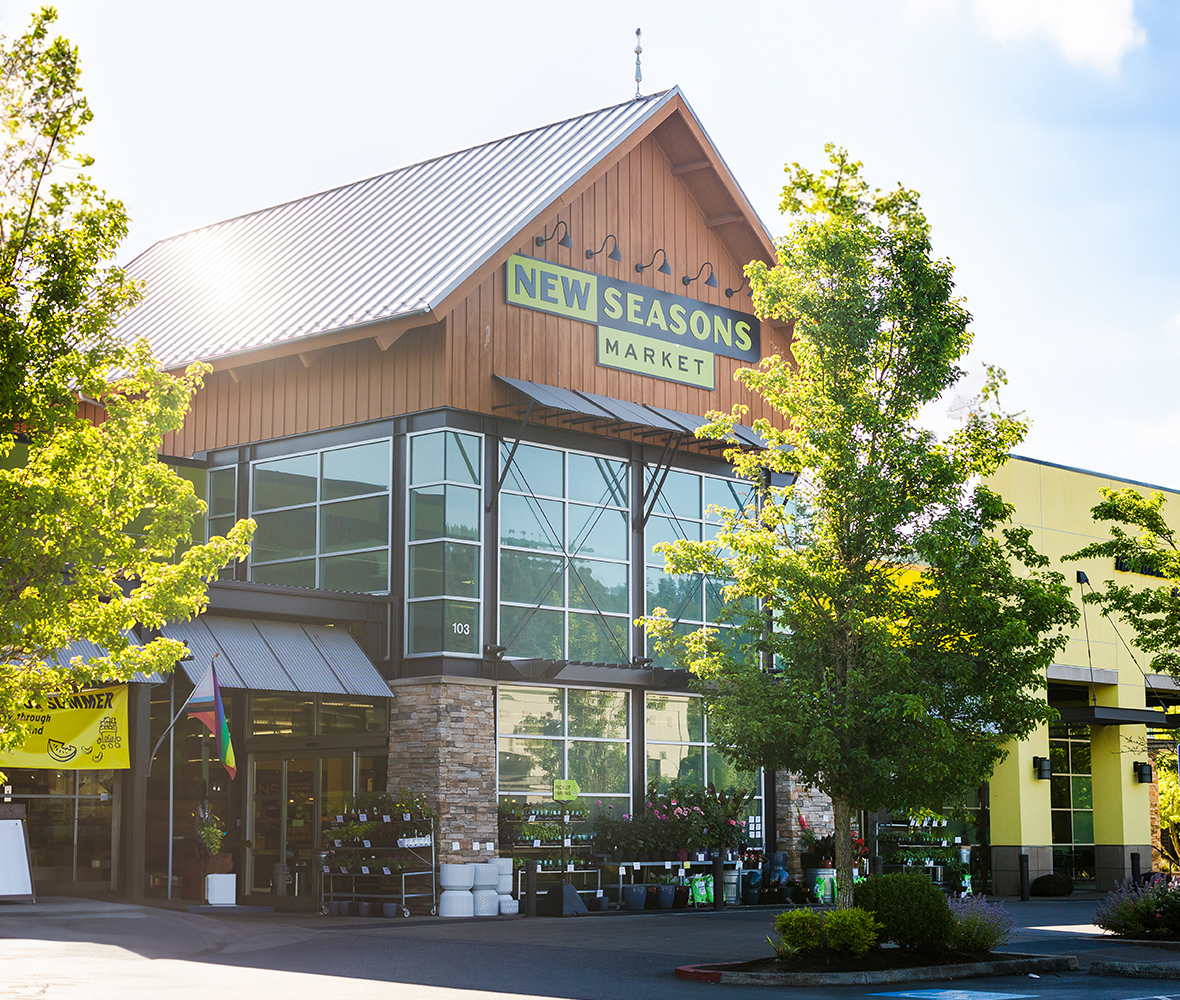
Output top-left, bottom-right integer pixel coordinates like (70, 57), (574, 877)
(774, 773), (834, 873)
(386, 677), (498, 864)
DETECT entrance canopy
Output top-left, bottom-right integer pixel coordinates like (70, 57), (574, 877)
(162, 616), (390, 698)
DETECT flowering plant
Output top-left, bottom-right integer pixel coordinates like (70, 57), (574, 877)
(194, 805), (226, 854)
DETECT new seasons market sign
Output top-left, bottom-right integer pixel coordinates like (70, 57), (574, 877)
(504, 254), (760, 390)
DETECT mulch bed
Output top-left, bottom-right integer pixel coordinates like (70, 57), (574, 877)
(712, 949), (997, 975)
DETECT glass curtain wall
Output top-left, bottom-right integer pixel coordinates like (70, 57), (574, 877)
(645, 692), (764, 848)
(498, 443), (630, 663)
(497, 685), (630, 815)
(645, 470), (757, 668)
(248, 439), (392, 592)
(405, 430), (482, 655)
(1050, 723), (1095, 884)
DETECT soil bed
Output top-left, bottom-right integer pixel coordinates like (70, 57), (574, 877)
(720, 950), (996, 975)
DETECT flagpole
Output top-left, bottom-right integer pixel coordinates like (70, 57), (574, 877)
(147, 651), (216, 778)
(167, 674), (175, 901)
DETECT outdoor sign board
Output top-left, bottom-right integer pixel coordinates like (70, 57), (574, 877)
(505, 254), (760, 389)
(0, 685), (129, 769)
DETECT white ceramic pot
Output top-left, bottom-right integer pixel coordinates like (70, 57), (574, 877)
(440, 863), (474, 890)
(492, 856), (514, 875)
(496, 874), (513, 894)
(471, 862), (498, 890)
(499, 896), (519, 915)
(438, 888), (474, 917)
(472, 887), (500, 916)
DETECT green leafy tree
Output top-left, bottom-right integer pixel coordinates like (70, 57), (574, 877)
(0, 9), (253, 758)
(645, 145), (1078, 907)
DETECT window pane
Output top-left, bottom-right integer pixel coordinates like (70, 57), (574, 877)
(498, 737), (560, 794)
(322, 441), (390, 500)
(319, 699), (387, 734)
(446, 485), (480, 540)
(446, 432), (481, 486)
(1049, 742), (1068, 774)
(501, 551), (563, 606)
(320, 496), (388, 553)
(208, 514), (236, 539)
(569, 454), (627, 506)
(647, 516), (701, 558)
(569, 505), (627, 558)
(646, 569), (704, 620)
(208, 468), (236, 517)
(410, 542), (476, 599)
(252, 507), (316, 561)
(499, 686), (563, 736)
(707, 749), (757, 795)
(320, 551), (389, 593)
(251, 696), (314, 737)
(1051, 810), (1073, 844)
(1073, 810), (1094, 843)
(704, 477), (754, 519)
(407, 600), (443, 654)
(443, 600), (479, 654)
(410, 486), (445, 540)
(252, 559), (315, 588)
(648, 621), (697, 670)
(568, 689), (628, 739)
(500, 606), (563, 660)
(646, 695), (705, 743)
(253, 454), (318, 511)
(569, 559), (628, 614)
(568, 740), (629, 794)
(501, 443), (564, 497)
(1071, 776), (1093, 809)
(647, 743), (704, 789)
(650, 469), (700, 519)
(705, 577), (744, 623)
(568, 613), (629, 664)
(410, 431), (445, 485)
(1050, 775), (1070, 809)
(1070, 741), (1091, 775)
(500, 494), (564, 550)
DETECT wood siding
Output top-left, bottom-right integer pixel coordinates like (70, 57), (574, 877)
(445, 134), (790, 429)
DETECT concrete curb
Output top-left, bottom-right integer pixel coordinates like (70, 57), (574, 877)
(1090, 960), (1180, 979)
(675, 953), (1079, 986)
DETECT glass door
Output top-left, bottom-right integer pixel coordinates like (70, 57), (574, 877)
(285, 759), (314, 897)
(250, 759), (283, 894)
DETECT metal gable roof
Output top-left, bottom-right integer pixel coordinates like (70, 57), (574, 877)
(117, 91), (682, 370)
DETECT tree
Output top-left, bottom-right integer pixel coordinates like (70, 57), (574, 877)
(0, 9), (252, 758)
(645, 146), (1078, 907)
(1067, 488), (1180, 675)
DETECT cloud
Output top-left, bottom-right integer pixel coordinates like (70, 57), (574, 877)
(971, 0), (1146, 74)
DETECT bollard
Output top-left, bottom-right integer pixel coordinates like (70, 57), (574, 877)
(1019, 854), (1030, 901)
(712, 853), (724, 910)
(1131, 851), (1142, 884)
(525, 858), (538, 918)
(872, 855), (884, 877)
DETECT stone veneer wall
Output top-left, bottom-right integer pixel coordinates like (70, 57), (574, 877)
(774, 773), (834, 873)
(386, 677), (498, 864)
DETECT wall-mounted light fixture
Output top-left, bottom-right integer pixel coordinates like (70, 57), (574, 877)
(484, 644), (508, 661)
(586, 234), (622, 262)
(682, 262), (718, 289)
(725, 275), (749, 298)
(1076, 570), (1090, 585)
(1032, 756), (1052, 780)
(1134, 761), (1154, 784)
(535, 220), (572, 249)
(635, 248), (671, 276)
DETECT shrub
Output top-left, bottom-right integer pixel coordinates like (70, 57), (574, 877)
(1031, 873), (1073, 896)
(949, 896), (1014, 952)
(823, 907), (882, 955)
(854, 872), (954, 951)
(1095, 876), (1180, 939)
(774, 908), (824, 952)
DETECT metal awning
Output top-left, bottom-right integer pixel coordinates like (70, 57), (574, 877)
(161, 616), (391, 698)
(54, 637), (165, 685)
(493, 374), (767, 450)
(1055, 705), (1180, 728)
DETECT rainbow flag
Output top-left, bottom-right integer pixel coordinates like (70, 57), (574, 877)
(186, 662), (237, 780)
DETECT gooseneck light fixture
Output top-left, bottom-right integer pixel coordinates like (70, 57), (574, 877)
(726, 275), (749, 298)
(635, 248), (671, 276)
(683, 262), (718, 289)
(586, 234), (623, 262)
(535, 220), (572, 249)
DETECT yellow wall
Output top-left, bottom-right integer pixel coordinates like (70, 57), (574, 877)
(985, 456), (1168, 850)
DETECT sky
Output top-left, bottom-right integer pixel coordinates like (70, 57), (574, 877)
(1, 0), (1177, 488)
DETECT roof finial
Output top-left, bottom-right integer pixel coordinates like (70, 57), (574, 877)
(634, 28), (643, 100)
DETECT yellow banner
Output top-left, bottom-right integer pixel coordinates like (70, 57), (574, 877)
(0, 686), (129, 770)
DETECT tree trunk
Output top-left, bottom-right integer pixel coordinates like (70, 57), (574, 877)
(833, 795), (855, 909)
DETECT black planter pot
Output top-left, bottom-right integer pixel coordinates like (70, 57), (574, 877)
(673, 885), (690, 908)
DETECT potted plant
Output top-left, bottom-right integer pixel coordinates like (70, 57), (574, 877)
(195, 806), (233, 875)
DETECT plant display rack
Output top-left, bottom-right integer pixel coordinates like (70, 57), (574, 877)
(608, 858), (741, 908)
(320, 811), (436, 917)
(876, 815), (969, 890)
